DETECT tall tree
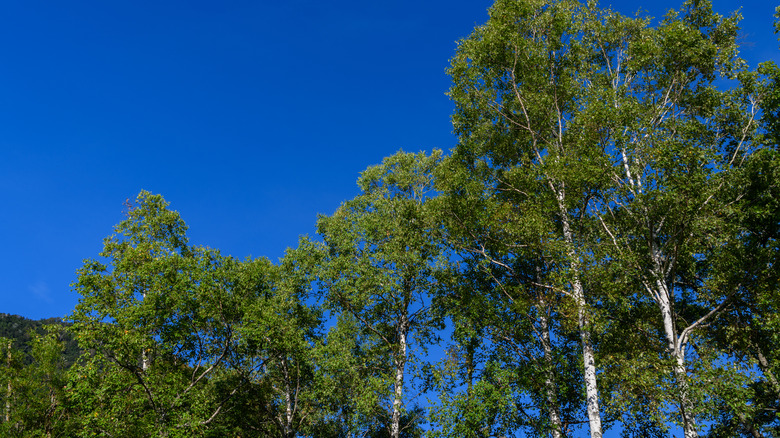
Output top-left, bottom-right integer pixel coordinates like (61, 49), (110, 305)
(431, 162), (587, 438)
(585, 1), (761, 435)
(443, 0), (623, 435)
(698, 57), (780, 436)
(0, 338), (20, 432)
(444, 0), (766, 436)
(316, 151), (447, 438)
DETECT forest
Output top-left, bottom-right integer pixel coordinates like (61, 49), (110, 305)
(2, 0), (780, 436)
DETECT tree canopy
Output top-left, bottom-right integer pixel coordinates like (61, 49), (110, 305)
(2, 1), (779, 437)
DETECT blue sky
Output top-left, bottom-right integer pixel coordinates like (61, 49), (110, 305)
(1, 0), (777, 322)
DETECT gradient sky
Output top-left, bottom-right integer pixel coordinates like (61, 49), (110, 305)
(2, 0), (777, 321)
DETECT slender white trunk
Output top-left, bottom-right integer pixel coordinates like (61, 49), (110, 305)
(141, 292), (150, 372)
(673, 349), (697, 438)
(282, 358), (294, 438)
(653, 258), (696, 438)
(5, 341), (10, 424)
(577, 297), (602, 438)
(142, 350), (151, 372)
(540, 307), (563, 438)
(557, 191), (602, 438)
(391, 315), (408, 438)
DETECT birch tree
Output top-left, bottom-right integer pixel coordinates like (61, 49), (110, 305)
(0, 328), (76, 437)
(698, 60), (780, 436)
(445, 0), (766, 436)
(444, 0), (625, 435)
(587, 1), (761, 435)
(316, 151), (446, 438)
(432, 154), (589, 437)
(224, 248), (324, 437)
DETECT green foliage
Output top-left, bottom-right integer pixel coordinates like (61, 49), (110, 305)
(0, 314), (80, 368)
(67, 191), (235, 435)
(440, 0), (776, 436)
(5, 1), (780, 437)
(439, 0), (633, 435)
(315, 150), (447, 438)
(1, 327), (78, 437)
(65, 191), (324, 437)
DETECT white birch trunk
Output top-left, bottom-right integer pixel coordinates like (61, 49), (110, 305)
(673, 349), (697, 438)
(5, 341), (10, 424)
(577, 290), (602, 438)
(391, 315), (408, 438)
(141, 291), (150, 372)
(653, 256), (697, 438)
(283, 358), (294, 438)
(540, 307), (563, 438)
(557, 190), (602, 438)
(142, 350), (151, 372)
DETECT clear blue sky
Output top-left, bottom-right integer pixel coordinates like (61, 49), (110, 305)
(1, 0), (777, 321)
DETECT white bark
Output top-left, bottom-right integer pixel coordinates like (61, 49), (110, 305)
(5, 341), (10, 424)
(651, 249), (697, 438)
(391, 314), (408, 438)
(142, 350), (151, 372)
(282, 358), (294, 438)
(540, 307), (563, 438)
(557, 189), (602, 438)
(141, 291), (151, 372)
(673, 350), (697, 438)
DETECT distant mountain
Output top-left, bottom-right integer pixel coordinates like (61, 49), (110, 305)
(0, 313), (80, 367)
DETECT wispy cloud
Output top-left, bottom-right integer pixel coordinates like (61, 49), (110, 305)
(28, 281), (53, 304)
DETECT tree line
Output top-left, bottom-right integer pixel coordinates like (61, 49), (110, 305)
(0, 315), (79, 368)
(2, 0), (779, 436)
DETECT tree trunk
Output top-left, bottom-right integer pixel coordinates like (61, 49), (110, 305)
(141, 292), (151, 372)
(755, 347), (780, 400)
(673, 350), (697, 438)
(735, 410), (764, 438)
(142, 350), (151, 372)
(558, 192), (602, 438)
(282, 358), (294, 438)
(5, 341), (10, 424)
(540, 305), (563, 438)
(391, 315), (408, 438)
(578, 304), (602, 438)
(654, 263), (697, 438)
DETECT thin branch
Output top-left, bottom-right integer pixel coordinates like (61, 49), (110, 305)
(678, 292), (734, 349)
